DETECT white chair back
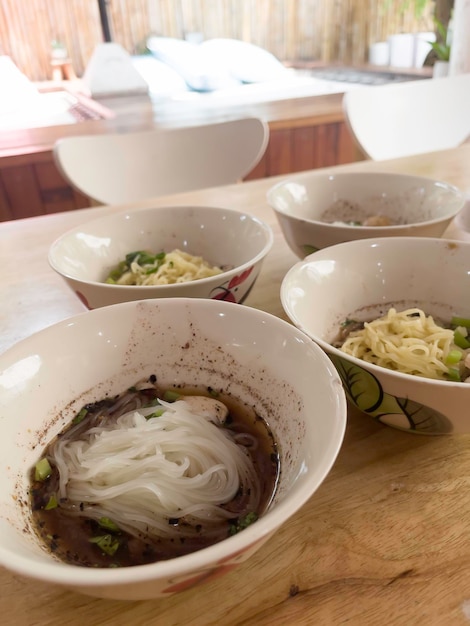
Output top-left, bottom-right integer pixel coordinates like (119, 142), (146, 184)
(54, 118), (269, 205)
(343, 73), (470, 161)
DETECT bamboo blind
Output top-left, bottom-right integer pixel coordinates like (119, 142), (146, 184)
(0, 0), (434, 82)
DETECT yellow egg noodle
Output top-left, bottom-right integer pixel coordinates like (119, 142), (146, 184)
(117, 249), (223, 286)
(340, 307), (455, 380)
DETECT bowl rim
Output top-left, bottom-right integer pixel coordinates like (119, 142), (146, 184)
(48, 205), (274, 288)
(267, 171), (466, 229)
(0, 297), (347, 588)
(280, 235), (470, 388)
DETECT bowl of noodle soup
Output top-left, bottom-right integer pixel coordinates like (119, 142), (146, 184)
(267, 171), (465, 258)
(281, 236), (470, 435)
(0, 298), (346, 600)
(48, 205), (273, 309)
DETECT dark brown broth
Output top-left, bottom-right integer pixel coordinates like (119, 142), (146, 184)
(29, 380), (279, 568)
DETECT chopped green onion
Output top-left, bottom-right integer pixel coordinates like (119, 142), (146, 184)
(229, 512), (258, 536)
(44, 494), (58, 510)
(447, 366), (461, 382)
(147, 398), (161, 406)
(454, 329), (470, 350)
(106, 251), (166, 283)
(125, 251), (165, 267)
(162, 390), (181, 402)
(34, 458), (52, 481)
(106, 260), (129, 282)
(89, 534), (120, 556)
(446, 349), (463, 365)
(341, 318), (359, 328)
(98, 517), (120, 532)
(451, 316), (470, 328)
(72, 407), (88, 425)
(125, 251), (145, 265)
(146, 408), (165, 419)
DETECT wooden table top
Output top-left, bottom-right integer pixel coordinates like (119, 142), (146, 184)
(1, 144), (470, 625)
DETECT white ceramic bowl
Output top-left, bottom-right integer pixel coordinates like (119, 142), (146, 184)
(281, 237), (470, 434)
(453, 196), (470, 233)
(48, 205), (273, 309)
(0, 298), (346, 600)
(267, 171), (465, 257)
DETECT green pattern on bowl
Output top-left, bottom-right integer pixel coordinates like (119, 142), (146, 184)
(330, 355), (453, 434)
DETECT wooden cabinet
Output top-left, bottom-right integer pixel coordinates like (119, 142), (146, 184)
(0, 151), (89, 221)
(0, 96), (363, 221)
(247, 120), (360, 180)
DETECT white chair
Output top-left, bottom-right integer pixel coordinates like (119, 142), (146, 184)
(53, 118), (269, 205)
(343, 73), (470, 161)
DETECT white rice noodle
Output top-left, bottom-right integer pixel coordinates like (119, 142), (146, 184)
(50, 399), (260, 538)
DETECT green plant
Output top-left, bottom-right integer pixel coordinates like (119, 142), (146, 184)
(429, 17), (451, 60)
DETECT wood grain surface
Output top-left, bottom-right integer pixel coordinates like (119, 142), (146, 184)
(1, 144), (470, 625)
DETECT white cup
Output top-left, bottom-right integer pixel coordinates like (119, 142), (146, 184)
(369, 42), (390, 66)
(388, 33), (415, 68)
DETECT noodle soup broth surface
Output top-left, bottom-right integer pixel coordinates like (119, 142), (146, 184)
(29, 379), (279, 568)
